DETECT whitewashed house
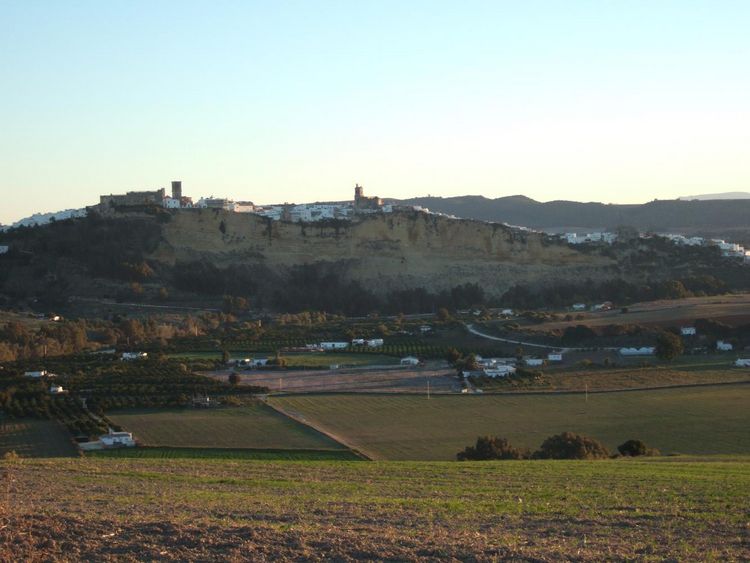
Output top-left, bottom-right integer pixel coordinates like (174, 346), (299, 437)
(547, 352), (563, 362)
(250, 358), (268, 367)
(500, 309), (514, 316)
(25, 370), (51, 378)
(400, 356), (420, 366)
(572, 303), (587, 311)
(419, 325), (432, 334)
(49, 384), (65, 394)
(366, 338), (384, 348)
(717, 340), (734, 351)
(484, 365), (516, 377)
(100, 430), (136, 448)
(734, 359), (750, 367)
(681, 327), (696, 336)
(0, 245), (8, 254)
(524, 358), (544, 367)
(619, 347), (656, 356)
(320, 342), (349, 350)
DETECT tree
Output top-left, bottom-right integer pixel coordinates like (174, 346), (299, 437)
(655, 331), (683, 361)
(457, 436), (529, 461)
(534, 432), (610, 460)
(228, 372), (241, 386)
(221, 349), (230, 364)
(436, 307), (452, 322)
(445, 347), (462, 365)
(617, 439), (647, 457)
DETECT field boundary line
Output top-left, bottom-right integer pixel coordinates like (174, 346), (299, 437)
(264, 401), (375, 461)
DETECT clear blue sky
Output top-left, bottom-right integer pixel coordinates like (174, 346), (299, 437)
(1, 1), (749, 224)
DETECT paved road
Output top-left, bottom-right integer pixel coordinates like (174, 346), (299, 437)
(465, 323), (619, 352)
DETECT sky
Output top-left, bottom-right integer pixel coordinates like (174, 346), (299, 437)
(1, 1), (749, 224)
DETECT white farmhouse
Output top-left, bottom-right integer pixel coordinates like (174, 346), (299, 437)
(680, 327), (696, 336)
(100, 430), (136, 448)
(0, 245), (8, 254)
(571, 303), (587, 311)
(716, 340), (733, 351)
(547, 352), (563, 362)
(320, 342), (349, 350)
(734, 359), (750, 367)
(250, 358), (268, 367)
(351, 338), (366, 346)
(25, 370), (51, 378)
(484, 365), (516, 377)
(49, 384), (65, 394)
(400, 356), (420, 366)
(366, 338), (384, 348)
(524, 358), (544, 367)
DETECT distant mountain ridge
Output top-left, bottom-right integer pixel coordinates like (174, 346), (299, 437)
(678, 192), (750, 201)
(388, 195), (750, 241)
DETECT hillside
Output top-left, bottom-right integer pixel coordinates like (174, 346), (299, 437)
(2, 457), (748, 560)
(0, 208), (747, 313)
(390, 195), (750, 242)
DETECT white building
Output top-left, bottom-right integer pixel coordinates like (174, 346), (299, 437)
(419, 325), (432, 334)
(351, 338), (366, 346)
(500, 308), (514, 316)
(121, 352), (148, 361)
(716, 340), (733, 351)
(0, 245), (8, 255)
(484, 365), (516, 377)
(250, 358), (268, 367)
(49, 384), (65, 394)
(320, 342), (349, 350)
(524, 358), (544, 367)
(400, 356), (420, 366)
(735, 359), (750, 367)
(366, 338), (384, 348)
(571, 303), (587, 311)
(100, 430), (136, 448)
(619, 347), (655, 356)
(681, 327), (696, 336)
(162, 197), (181, 209)
(547, 352), (563, 362)
(25, 370), (49, 378)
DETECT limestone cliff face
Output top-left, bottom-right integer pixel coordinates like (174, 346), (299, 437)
(152, 209), (615, 296)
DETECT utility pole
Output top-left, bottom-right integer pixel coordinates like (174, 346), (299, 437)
(427, 378), (431, 400)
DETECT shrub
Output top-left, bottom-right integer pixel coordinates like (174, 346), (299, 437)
(457, 436), (529, 461)
(655, 331), (684, 361)
(618, 439), (659, 457)
(534, 432), (610, 460)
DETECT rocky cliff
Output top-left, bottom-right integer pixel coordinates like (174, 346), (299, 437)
(153, 209), (615, 296)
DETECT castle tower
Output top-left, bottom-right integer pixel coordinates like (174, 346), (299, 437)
(354, 184), (363, 201)
(171, 180), (182, 200)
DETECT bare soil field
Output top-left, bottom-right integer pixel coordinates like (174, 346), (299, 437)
(207, 362), (462, 394)
(0, 419), (77, 458)
(1, 457), (747, 561)
(528, 293), (750, 331)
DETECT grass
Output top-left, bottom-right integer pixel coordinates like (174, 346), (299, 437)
(270, 384), (750, 460)
(0, 419), (77, 458)
(474, 365), (750, 392)
(107, 403), (348, 451)
(2, 456), (748, 560)
(87, 446), (361, 461)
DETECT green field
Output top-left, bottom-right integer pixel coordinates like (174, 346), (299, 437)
(271, 384), (750, 460)
(0, 419), (77, 458)
(2, 456), (748, 560)
(107, 404), (348, 451)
